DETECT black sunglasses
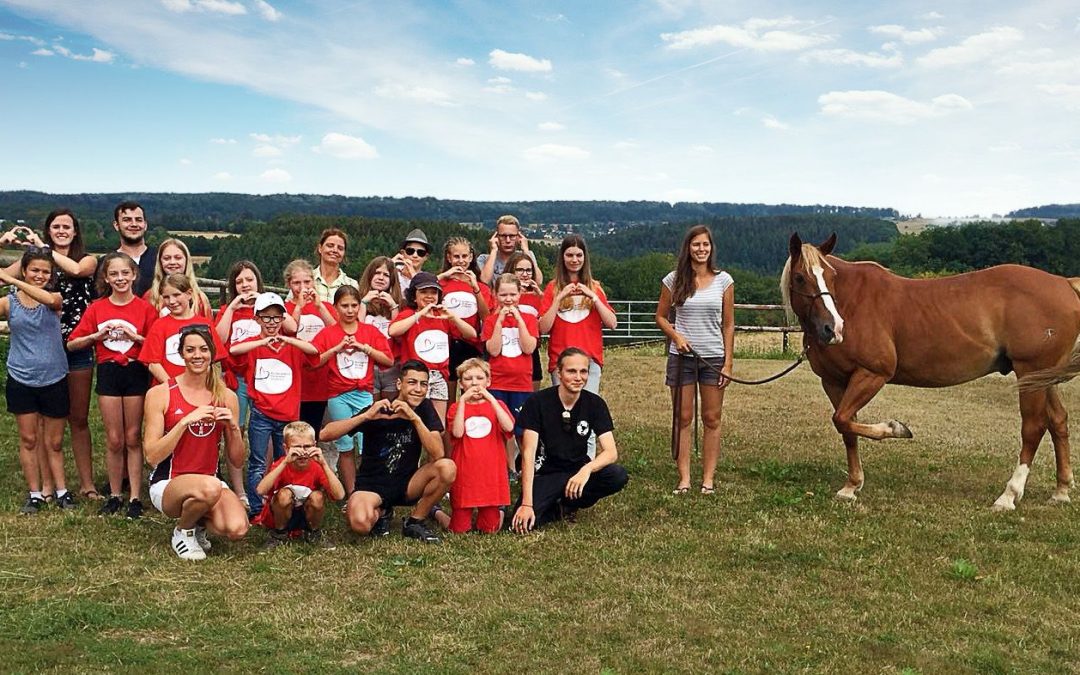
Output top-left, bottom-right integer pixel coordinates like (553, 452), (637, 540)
(404, 246), (429, 257)
(179, 323), (211, 336)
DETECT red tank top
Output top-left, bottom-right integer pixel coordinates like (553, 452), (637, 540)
(149, 380), (222, 483)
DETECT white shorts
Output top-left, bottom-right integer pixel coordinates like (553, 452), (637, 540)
(282, 484), (313, 505)
(150, 477), (231, 513)
(426, 370), (449, 401)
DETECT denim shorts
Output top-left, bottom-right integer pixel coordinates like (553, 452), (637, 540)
(665, 353), (726, 386)
(66, 347), (94, 372)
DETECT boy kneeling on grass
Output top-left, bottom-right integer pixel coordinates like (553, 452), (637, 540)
(253, 421), (345, 549)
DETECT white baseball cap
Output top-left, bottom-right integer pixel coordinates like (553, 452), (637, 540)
(253, 292), (286, 313)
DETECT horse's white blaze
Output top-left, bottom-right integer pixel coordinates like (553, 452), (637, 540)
(992, 463), (1030, 511)
(812, 265), (844, 340)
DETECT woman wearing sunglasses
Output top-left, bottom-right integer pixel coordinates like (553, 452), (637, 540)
(144, 324), (248, 560)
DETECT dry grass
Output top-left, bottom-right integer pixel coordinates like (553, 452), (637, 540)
(1, 349), (1079, 673)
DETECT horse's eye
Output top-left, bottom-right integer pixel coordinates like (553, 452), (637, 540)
(794, 273), (805, 284)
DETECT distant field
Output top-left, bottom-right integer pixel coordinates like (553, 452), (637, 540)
(1, 347), (1077, 672)
(169, 230), (240, 239)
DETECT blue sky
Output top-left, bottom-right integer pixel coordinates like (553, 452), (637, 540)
(1, 0), (1078, 217)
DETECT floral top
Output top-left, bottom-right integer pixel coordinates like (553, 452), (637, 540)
(53, 260), (98, 341)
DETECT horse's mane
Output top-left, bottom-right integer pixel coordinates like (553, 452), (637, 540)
(780, 243), (834, 322)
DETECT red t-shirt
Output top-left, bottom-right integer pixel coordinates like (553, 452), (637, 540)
(393, 308), (461, 379)
(68, 295), (158, 365)
(238, 337), (318, 422)
(285, 301), (338, 403)
(440, 277), (492, 348)
(539, 281), (613, 372)
(149, 379), (223, 483)
(518, 292), (542, 318)
(448, 398), (511, 509)
(251, 455), (332, 527)
(482, 311), (538, 392)
(139, 314), (228, 379)
(216, 305), (261, 389)
(311, 323), (391, 397)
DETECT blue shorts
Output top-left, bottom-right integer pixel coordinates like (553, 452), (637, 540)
(235, 378), (251, 428)
(327, 389), (374, 453)
(490, 389), (533, 437)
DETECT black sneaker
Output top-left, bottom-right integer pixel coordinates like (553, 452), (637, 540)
(19, 496), (46, 515)
(402, 518), (441, 544)
(262, 529), (288, 551)
(125, 498), (144, 520)
(371, 508), (392, 537)
(560, 502), (579, 524)
(99, 495), (123, 516)
(56, 492), (78, 510)
(305, 529), (335, 549)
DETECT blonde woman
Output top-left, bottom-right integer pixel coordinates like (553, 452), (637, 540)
(145, 238), (213, 318)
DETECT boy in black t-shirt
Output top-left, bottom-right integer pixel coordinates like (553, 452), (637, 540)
(320, 360), (454, 543)
(511, 347), (629, 532)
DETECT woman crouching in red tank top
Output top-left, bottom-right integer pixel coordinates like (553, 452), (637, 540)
(144, 324), (249, 560)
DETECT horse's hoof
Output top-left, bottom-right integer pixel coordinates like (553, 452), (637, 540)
(990, 498), (1016, 512)
(834, 488), (858, 502)
(1049, 492), (1071, 505)
(888, 420), (913, 439)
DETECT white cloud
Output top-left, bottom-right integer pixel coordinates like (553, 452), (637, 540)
(660, 17), (832, 52)
(253, 144), (282, 157)
(997, 55), (1080, 79)
(374, 82), (456, 106)
(249, 133), (300, 146)
(179, 157), (192, 165)
(988, 141), (1021, 153)
(260, 168), (291, 183)
(604, 67), (627, 80)
(761, 115), (790, 130)
(538, 122), (565, 131)
(917, 27), (1023, 68)
(312, 132), (378, 159)
(252, 0), (281, 21)
(1038, 83), (1080, 110)
(210, 137), (237, 144)
(524, 91), (547, 101)
(51, 44), (114, 63)
(802, 48), (902, 68)
(613, 140), (639, 151)
(213, 171), (232, 180)
(489, 49), (552, 73)
(163, 0), (247, 15)
(818, 90), (973, 124)
(919, 12), (945, 20)
(522, 143), (590, 161)
(688, 144), (714, 155)
(0, 32), (45, 46)
(32, 48), (54, 56)
(455, 57), (475, 66)
(869, 24), (942, 44)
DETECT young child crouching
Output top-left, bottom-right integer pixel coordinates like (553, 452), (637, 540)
(254, 421), (344, 548)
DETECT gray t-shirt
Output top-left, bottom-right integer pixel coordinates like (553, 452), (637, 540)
(661, 270), (734, 359)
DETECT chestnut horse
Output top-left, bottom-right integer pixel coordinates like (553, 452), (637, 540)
(782, 232), (1080, 510)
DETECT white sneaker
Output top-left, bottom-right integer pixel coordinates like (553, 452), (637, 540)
(172, 527), (207, 561)
(194, 526), (212, 552)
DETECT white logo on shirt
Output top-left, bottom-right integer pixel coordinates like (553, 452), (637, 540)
(557, 297), (589, 324)
(230, 319), (261, 344)
(164, 333), (185, 366)
(500, 327), (522, 358)
(465, 415), (493, 439)
(98, 320), (137, 353)
(253, 358), (293, 395)
(337, 350), (370, 380)
(296, 314), (326, 342)
(414, 329), (449, 363)
(444, 291), (477, 319)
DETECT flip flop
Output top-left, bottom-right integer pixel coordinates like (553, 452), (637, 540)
(700, 485), (715, 495)
(80, 489), (102, 501)
(672, 486), (690, 495)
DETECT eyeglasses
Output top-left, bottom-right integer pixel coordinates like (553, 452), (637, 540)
(257, 315), (285, 324)
(513, 267), (533, 274)
(404, 247), (429, 257)
(561, 410), (572, 432)
(179, 323), (211, 336)
(26, 245), (51, 254)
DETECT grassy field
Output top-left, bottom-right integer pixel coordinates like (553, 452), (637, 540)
(2, 345), (1079, 673)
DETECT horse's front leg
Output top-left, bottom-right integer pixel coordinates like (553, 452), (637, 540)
(832, 369), (913, 441)
(823, 380), (865, 501)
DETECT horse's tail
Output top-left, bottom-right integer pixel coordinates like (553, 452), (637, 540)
(1017, 277), (1080, 391)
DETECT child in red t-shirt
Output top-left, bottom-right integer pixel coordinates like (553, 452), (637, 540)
(447, 358), (514, 533)
(389, 271), (476, 425)
(67, 252), (158, 518)
(254, 421), (345, 547)
(283, 259), (338, 441)
(483, 274), (539, 473)
(504, 252), (543, 390)
(230, 292), (319, 518)
(436, 237), (492, 404)
(140, 274), (227, 384)
(312, 286), (392, 494)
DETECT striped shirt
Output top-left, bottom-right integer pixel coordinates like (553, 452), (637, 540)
(662, 270), (734, 359)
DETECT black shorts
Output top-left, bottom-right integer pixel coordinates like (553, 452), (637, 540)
(665, 353), (726, 387)
(448, 339), (484, 382)
(96, 361), (151, 397)
(354, 470), (418, 508)
(6, 376), (70, 418)
(531, 348), (542, 382)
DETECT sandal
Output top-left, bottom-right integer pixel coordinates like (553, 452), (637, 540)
(672, 486), (690, 495)
(80, 489), (102, 501)
(42, 493), (56, 505)
(700, 484), (715, 495)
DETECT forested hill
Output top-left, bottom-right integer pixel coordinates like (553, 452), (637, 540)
(0, 191), (897, 231)
(590, 214), (899, 275)
(1008, 204), (1080, 218)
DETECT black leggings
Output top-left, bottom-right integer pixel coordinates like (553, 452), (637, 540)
(300, 401), (328, 440)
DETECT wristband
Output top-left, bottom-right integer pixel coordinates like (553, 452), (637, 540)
(521, 504), (533, 508)
(361, 299), (369, 306)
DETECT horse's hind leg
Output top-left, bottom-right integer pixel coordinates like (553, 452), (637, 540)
(992, 388), (1049, 511)
(1046, 385), (1073, 504)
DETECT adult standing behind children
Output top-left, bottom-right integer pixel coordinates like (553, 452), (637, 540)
(321, 360), (455, 544)
(143, 324), (248, 560)
(477, 215), (543, 288)
(112, 201), (157, 297)
(654, 225), (734, 495)
(311, 228), (358, 303)
(511, 348), (628, 532)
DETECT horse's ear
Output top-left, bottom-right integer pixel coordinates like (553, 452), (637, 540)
(789, 232), (803, 260)
(819, 232), (837, 256)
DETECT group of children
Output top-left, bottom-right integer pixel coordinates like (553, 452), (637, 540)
(4, 214), (618, 552)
